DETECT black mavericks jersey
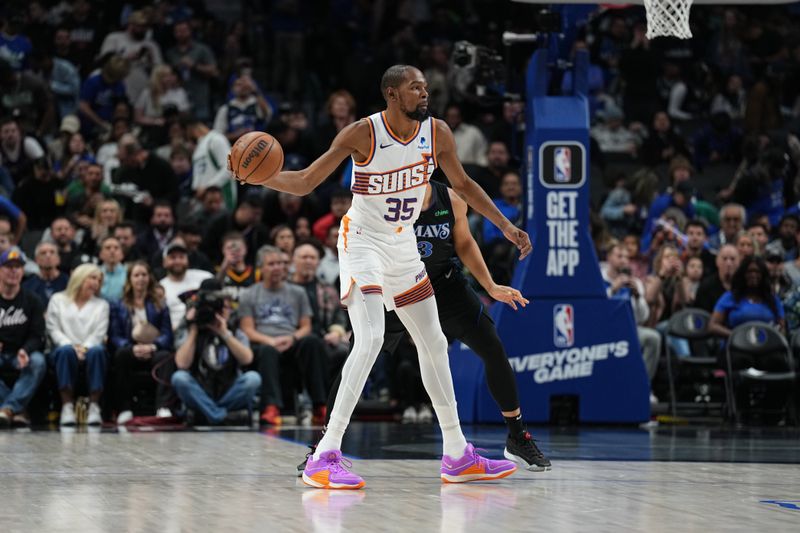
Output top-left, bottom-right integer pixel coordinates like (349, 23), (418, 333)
(414, 180), (460, 281)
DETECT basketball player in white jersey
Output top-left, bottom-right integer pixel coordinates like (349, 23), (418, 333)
(258, 65), (530, 489)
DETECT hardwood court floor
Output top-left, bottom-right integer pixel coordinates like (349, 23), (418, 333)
(1, 423), (799, 532)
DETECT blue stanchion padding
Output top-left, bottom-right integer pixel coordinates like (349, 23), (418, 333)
(451, 48), (649, 424)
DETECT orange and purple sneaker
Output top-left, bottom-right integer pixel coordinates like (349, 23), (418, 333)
(440, 443), (517, 483)
(302, 450), (365, 490)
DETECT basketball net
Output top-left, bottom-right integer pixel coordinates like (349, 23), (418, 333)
(643, 0), (693, 39)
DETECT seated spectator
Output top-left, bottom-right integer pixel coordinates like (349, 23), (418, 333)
(262, 190), (320, 229)
(99, 10), (163, 104)
(0, 116), (45, 187)
(81, 199), (123, 256)
(709, 203), (746, 251)
(733, 147), (787, 228)
(240, 245), (328, 426)
(114, 134), (179, 217)
(137, 201), (175, 263)
(695, 244), (741, 313)
(22, 242), (68, 306)
(213, 74), (272, 143)
(168, 146), (193, 203)
(748, 223), (770, 253)
(0, 247), (46, 428)
(134, 65), (190, 137)
(47, 216), (81, 275)
(173, 223), (214, 274)
(692, 112), (743, 170)
(109, 261), (175, 424)
(683, 256), (704, 304)
(271, 224), (296, 257)
(735, 232), (757, 259)
(765, 214), (799, 262)
(202, 192), (269, 266)
(602, 242), (661, 403)
(172, 278), (260, 425)
(47, 115), (81, 164)
(710, 74), (747, 120)
(640, 111), (690, 167)
(591, 105), (641, 157)
(645, 244), (689, 326)
(681, 220), (716, 279)
(312, 190), (352, 243)
(600, 174), (638, 239)
(188, 186), (227, 235)
(709, 256), (785, 340)
(0, 58), (53, 137)
(65, 163), (110, 221)
(113, 221), (141, 263)
(12, 158), (65, 232)
(185, 117), (235, 211)
(294, 217), (312, 241)
(95, 118), (132, 182)
(766, 252), (793, 299)
(54, 132), (94, 183)
(444, 104), (488, 166)
(317, 224), (340, 286)
(165, 20), (219, 123)
(31, 47), (80, 120)
(216, 232), (258, 310)
(467, 141), (511, 199)
(482, 170), (524, 285)
(641, 181), (695, 252)
(98, 236), (126, 302)
(159, 241), (213, 331)
(46, 263), (110, 426)
(78, 54), (129, 138)
(290, 242), (350, 374)
(622, 234), (649, 281)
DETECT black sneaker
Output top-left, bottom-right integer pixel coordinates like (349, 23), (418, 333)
(297, 444), (317, 477)
(504, 431), (552, 471)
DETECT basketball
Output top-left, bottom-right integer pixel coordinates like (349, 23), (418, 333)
(228, 131), (284, 185)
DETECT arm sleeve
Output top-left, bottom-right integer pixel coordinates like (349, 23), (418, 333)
(238, 287), (255, 318)
(46, 295), (72, 347)
(107, 302), (130, 350)
(631, 279), (650, 324)
(0, 196), (22, 221)
(600, 189), (627, 221)
(713, 291), (734, 315)
(22, 294), (45, 354)
(24, 137), (45, 159)
(86, 299), (110, 348)
(212, 105), (228, 133)
(154, 305), (174, 350)
(50, 63), (81, 97)
(297, 287), (313, 321)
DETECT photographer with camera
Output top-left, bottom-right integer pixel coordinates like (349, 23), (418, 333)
(603, 242), (661, 404)
(171, 278), (260, 425)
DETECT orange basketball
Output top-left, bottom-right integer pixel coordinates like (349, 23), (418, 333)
(228, 131), (284, 186)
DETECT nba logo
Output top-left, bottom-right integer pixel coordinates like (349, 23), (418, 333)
(553, 304), (574, 347)
(554, 147), (571, 183)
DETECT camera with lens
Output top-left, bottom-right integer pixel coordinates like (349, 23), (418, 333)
(186, 289), (226, 327)
(450, 41), (506, 104)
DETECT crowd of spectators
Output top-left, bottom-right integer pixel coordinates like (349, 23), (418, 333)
(2, 1), (800, 427)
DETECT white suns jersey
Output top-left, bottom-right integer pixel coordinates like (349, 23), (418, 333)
(347, 112), (437, 232)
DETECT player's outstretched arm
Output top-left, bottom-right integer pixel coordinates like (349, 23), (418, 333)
(435, 119), (532, 259)
(449, 188), (528, 310)
(258, 120), (370, 196)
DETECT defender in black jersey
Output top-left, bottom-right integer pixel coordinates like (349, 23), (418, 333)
(300, 180), (551, 472)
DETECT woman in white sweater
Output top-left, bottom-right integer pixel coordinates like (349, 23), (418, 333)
(46, 264), (110, 426)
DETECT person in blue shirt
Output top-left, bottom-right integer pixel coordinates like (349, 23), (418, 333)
(481, 170), (524, 286)
(78, 55), (129, 137)
(709, 256), (788, 372)
(0, 12), (32, 72)
(641, 180), (696, 252)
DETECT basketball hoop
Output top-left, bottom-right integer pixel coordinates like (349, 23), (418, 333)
(643, 0), (693, 39)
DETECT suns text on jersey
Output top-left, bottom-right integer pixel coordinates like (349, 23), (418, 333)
(365, 160), (433, 194)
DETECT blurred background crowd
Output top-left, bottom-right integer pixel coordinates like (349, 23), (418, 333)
(2, 0), (800, 428)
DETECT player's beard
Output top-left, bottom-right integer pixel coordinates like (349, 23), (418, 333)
(404, 104), (430, 122)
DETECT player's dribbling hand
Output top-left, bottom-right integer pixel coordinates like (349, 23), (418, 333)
(489, 284), (529, 311)
(503, 226), (532, 259)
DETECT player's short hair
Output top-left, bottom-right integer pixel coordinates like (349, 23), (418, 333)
(380, 65), (415, 101)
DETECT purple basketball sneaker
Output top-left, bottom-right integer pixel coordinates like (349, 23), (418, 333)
(440, 443), (517, 483)
(302, 450), (365, 490)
